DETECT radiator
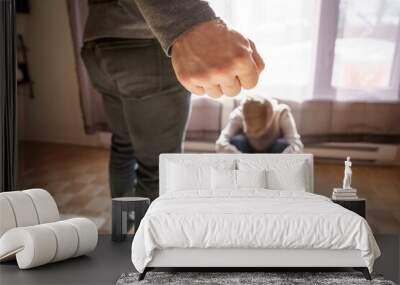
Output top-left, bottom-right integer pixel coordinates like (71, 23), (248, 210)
(304, 142), (399, 163)
(184, 141), (399, 163)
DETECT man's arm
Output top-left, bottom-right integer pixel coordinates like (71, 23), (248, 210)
(134, 0), (265, 98)
(215, 107), (243, 153)
(280, 109), (304, 154)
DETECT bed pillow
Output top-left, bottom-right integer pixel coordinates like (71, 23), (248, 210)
(266, 166), (306, 191)
(211, 169), (268, 191)
(167, 162), (211, 191)
(167, 160), (236, 192)
(236, 169), (267, 189)
(211, 168), (237, 191)
(237, 158), (309, 191)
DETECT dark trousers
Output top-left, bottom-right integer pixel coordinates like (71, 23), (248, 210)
(81, 38), (191, 200)
(230, 133), (289, 153)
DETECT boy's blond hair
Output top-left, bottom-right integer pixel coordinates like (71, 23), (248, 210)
(242, 95), (274, 138)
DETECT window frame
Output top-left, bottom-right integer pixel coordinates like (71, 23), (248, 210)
(312, 0), (400, 102)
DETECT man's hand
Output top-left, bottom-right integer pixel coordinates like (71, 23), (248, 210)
(171, 19), (265, 98)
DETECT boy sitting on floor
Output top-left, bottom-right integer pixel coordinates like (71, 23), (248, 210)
(216, 95), (303, 154)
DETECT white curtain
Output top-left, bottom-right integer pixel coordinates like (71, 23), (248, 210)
(67, 0), (109, 134)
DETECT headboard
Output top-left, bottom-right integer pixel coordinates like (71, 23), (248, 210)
(159, 154), (314, 195)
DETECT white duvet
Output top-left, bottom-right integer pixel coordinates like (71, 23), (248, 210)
(131, 190), (380, 273)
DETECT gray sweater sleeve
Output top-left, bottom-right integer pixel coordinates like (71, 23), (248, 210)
(134, 0), (217, 55)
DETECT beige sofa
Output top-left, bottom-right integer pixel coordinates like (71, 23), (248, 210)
(185, 97), (400, 145)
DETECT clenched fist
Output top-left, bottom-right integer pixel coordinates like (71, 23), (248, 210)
(171, 19), (265, 98)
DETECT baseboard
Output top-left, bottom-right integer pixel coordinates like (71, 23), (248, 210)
(98, 132), (111, 149)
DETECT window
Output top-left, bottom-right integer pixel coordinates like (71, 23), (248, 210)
(208, 0), (400, 102)
(332, 0), (400, 100)
(209, 0), (318, 101)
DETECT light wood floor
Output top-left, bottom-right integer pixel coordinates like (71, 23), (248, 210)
(17, 142), (400, 234)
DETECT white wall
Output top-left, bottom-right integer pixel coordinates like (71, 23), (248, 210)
(17, 0), (100, 146)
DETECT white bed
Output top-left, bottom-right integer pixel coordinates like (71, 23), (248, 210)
(131, 154), (380, 280)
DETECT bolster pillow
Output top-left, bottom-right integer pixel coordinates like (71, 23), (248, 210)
(0, 218), (98, 269)
(0, 195), (17, 237)
(0, 189), (59, 237)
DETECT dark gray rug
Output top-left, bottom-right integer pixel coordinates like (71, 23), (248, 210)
(116, 272), (396, 285)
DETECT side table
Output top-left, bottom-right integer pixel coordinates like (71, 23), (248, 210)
(332, 198), (366, 218)
(112, 197), (150, 242)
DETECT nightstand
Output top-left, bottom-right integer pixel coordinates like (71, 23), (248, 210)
(332, 198), (366, 218)
(112, 197), (150, 242)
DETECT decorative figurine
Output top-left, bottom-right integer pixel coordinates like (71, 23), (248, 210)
(332, 157), (357, 199)
(342, 156), (352, 190)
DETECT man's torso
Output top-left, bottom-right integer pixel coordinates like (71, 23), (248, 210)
(84, 0), (155, 42)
